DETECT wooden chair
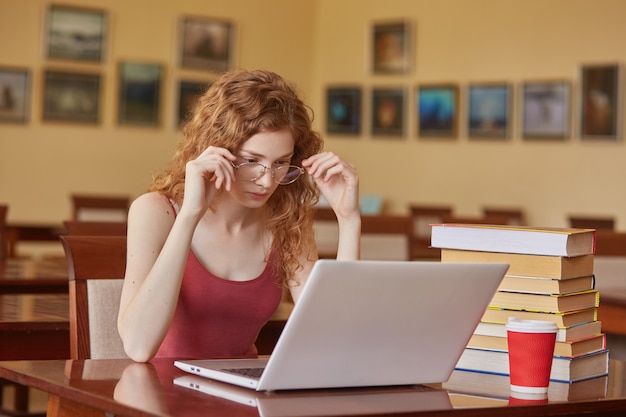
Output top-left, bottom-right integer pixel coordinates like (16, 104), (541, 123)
(361, 215), (413, 261)
(593, 231), (626, 337)
(313, 207), (339, 258)
(71, 194), (130, 222)
(0, 204), (7, 261)
(60, 235), (128, 359)
(482, 206), (526, 226)
(408, 204), (453, 260)
(63, 220), (127, 236)
(568, 215), (615, 231)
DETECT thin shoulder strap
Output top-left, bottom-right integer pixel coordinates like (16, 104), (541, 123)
(166, 197), (179, 218)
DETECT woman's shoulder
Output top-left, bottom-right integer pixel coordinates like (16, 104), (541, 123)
(129, 192), (176, 220)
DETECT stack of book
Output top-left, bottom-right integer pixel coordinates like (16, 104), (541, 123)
(430, 223), (610, 392)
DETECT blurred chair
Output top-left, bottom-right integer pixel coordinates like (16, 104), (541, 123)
(482, 206), (526, 226)
(71, 194), (130, 222)
(408, 204), (453, 260)
(593, 231), (626, 336)
(313, 207), (339, 258)
(63, 220), (127, 236)
(60, 235), (128, 359)
(361, 215), (412, 261)
(0, 204), (7, 261)
(441, 214), (511, 225)
(568, 215), (615, 230)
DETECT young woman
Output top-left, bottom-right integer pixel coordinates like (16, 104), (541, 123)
(117, 69), (360, 362)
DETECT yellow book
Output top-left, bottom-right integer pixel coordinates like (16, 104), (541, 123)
(489, 289), (599, 313)
(467, 333), (606, 358)
(441, 249), (594, 279)
(481, 307), (597, 328)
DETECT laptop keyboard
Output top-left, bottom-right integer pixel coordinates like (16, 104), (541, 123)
(223, 367), (264, 379)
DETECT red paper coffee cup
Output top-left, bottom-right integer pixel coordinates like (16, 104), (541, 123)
(506, 317), (557, 394)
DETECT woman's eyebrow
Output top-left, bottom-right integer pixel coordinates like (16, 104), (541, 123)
(238, 149), (294, 159)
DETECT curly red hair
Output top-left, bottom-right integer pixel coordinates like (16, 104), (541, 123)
(150, 69), (323, 286)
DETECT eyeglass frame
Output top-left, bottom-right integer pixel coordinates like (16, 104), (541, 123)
(230, 161), (305, 185)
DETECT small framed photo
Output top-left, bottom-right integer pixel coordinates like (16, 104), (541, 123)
(371, 20), (412, 74)
(416, 84), (459, 138)
(326, 87), (362, 135)
(468, 83), (511, 139)
(371, 87), (406, 137)
(180, 16), (233, 72)
(522, 80), (571, 140)
(46, 5), (107, 62)
(580, 64), (622, 140)
(42, 70), (101, 123)
(0, 68), (30, 123)
(118, 62), (162, 126)
(177, 80), (208, 126)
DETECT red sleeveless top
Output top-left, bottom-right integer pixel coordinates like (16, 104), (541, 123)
(154, 200), (283, 359)
(154, 251), (282, 359)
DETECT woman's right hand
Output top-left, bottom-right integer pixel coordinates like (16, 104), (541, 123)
(182, 146), (237, 218)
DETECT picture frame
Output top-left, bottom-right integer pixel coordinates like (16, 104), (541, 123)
(522, 80), (571, 140)
(468, 83), (511, 139)
(180, 16), (233, 72)
(371, 20), (412, 74)
(42, 70), (101, 123)
(326, 87), (362, 135)
(580, 64), (622, 140)
(416, 84), (459, 138)
(0, 67), (30, 123)
(118, 62), (162, 126)
(177, 80), (208, 126)
(371, 87), (406, 137)
(46, 5), (107, 62)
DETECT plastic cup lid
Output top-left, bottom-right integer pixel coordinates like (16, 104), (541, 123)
(506, 317), (558, 333)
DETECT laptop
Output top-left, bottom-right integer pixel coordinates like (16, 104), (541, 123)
(173, 374), (453, 416)
(175, 259), (508, 391)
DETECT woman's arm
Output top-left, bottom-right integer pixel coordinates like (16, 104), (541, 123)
(290, 152), (361, 302)
(117, 193), (197, 362)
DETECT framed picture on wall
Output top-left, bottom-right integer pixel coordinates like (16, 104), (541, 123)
(371, 20), (412, 74)
(522, 80), (571, 140)
(0, 67), (30, 123)
(118, 61), (162, 126)
(180, 16), (234, 72)
(46, 5), (107, 62)
(580, 63), (622, 140)
(468, 83), (511, 139)
(326, 87), (361, 135)
(42, 70), (100, 123)
(371, 87), (406, 137)
(177, 80), (208, 126)
(416, 84), (459, 138)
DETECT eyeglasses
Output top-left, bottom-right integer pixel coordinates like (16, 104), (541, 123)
(231, 161), (304, 185)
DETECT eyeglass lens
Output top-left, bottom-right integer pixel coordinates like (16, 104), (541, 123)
(235, 163), (302, 184)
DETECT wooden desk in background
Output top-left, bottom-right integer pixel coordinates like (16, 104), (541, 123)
(0, 257), (68, 294)
(5, 223), (65, 259)
(0, 358), (625, 417)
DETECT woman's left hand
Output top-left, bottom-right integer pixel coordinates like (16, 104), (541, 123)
(302, 152), (360, 221)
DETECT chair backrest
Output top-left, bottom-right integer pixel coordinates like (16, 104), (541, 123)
(63, 220), (127, 236)
(60, 235), (128, 359)
(0, 204), (7, 261)
(408, 204), (453, 259)
(568, 215), (615, 231)
(361, 215), (412, 261)
(482, 206), (526, 226)
(71, 194), (130, 222)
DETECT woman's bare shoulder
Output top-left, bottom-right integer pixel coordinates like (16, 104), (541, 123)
(129, 192), (176, 223)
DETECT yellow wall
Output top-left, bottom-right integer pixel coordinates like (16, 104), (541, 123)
(314, 0), (626, 228)
(0, 0), (316, 222)
(2, 0), (626, 229)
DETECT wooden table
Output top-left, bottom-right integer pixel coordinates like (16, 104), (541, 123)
(1, 358), (626, 417)
(0, 258), (68, 294)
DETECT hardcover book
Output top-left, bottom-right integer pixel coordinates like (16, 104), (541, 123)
(431, 224), (596, 257)
(440, 249), (594, 279)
